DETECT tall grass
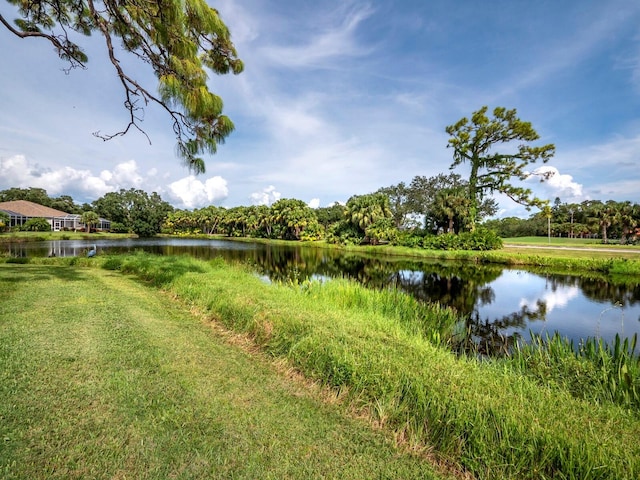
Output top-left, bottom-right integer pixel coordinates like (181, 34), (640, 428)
(88, 253), (640, 479)
(509, 332), (640, 411)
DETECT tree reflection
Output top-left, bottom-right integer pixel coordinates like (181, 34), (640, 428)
(453, 300), (548, 357)
(7, 238), (639, 355)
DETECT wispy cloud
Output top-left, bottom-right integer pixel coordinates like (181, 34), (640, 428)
(259, 3), (375, 69)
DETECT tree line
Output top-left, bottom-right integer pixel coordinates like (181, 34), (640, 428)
(3, 106), (637, 244)
(485, 198), (640, 243)
(0, 187), (173, 237)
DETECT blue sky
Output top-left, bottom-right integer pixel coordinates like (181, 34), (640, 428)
(1, 0), (639, 216)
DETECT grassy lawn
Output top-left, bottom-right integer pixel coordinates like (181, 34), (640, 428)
(0, 264), (446, 479)
(503, 236), (640, 248)
(0, 231), (134, 243)
(7, 255), (637, 479)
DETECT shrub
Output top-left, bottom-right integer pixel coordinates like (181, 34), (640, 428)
(422, 228), (503, 251)
(23, 217), (51, 232)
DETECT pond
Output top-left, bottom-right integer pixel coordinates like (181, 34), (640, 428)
(4, 237), (640, 354)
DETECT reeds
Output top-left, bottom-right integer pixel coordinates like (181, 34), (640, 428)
(510, 332), (640, 411)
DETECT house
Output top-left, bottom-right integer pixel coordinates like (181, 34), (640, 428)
(0, 200), (111, 231)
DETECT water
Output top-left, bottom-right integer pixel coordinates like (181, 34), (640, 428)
(4, 237), (640, 353)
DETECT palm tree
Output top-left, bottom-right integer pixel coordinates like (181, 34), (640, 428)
(618, 201), (639, 244)
(586, 200), (619, 244)
(344, 193), (392, 233)
(81, 211), (100, 233)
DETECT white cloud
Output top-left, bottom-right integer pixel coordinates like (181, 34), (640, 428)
(0, 155), (178, 203)
(259, 3), (374, 68)
(250, 185), (281, 206)
(520, 286), (580, 315)
(0, 154), (112, 198)
(168, 175), (229, 209)
(308, 198), (320, 208)
(528, 165), (584, 201)
(111, 160), (144, 187)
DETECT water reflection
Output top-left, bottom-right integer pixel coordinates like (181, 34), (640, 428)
(4, 237), (640, 353)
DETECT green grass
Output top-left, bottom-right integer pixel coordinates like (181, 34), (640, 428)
(71, 254), (640, 479)
(209, 235), (640, 274)
(503, 236), (640, 248)
(4, 254), (640, 478)
(0, 263), (445, 479)
(0, 231), (134, 243)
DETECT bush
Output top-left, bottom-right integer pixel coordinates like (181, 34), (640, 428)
(422, 228), (503, 251)
(23, 217), (51, 232)
(109, 222), (129, 234)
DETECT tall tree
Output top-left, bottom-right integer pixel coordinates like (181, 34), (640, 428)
(1, 0), (243, 172)
(446, 106), (555, 229)
(618, 201), (640, 244)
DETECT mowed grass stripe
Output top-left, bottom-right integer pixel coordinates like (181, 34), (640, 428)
(0, 265), (444, 480)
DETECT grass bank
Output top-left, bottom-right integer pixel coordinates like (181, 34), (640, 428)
(13, 254), (639, 479)
(0, 262), (446, 479)
(0, 231), (133, 243)
(199, 235), (640, 275)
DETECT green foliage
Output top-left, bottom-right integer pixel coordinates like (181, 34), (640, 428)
(5, 256), (30, 264)
(108, 221), (129, 234)
(396, 228), (503, 251)
(80, 210), (100, 232)
(509, 333), (640, 411)
(93, 188), (173, 237)
(446, 106), (555, 228)
(88, 254), (640, 479)
(326, 221), (365, 245)
(3, 0), (243, 171)
(0, 210), (9, 230)
(364, 217), (397, 245)
(270, 198), (320, 241)
(314, 203), (346, 231)
(0, 187), (81, 213)
(22, 217), (51, 232)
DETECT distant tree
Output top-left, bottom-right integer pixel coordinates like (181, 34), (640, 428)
(376, 182), (414, 229)
(0, 187), (51, 206)
(618, 201), (640, 244)
(446, 106), (555, 229)
(431, 188), (471, 233)
(270, 199), (320, 240)
(585, 200), (619, 244)
(93, 189), (172, 237)
(50, 195), (81, 214)
(1, 0), (243, 172)
(315, 203), (346, 231)
(81, 211), (100, 233)
(344, 193), (392, 233)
